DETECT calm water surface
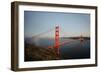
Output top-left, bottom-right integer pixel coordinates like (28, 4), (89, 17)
(26, 38), (90, 59)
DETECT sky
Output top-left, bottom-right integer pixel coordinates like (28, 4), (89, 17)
(24, 11), (90, 38)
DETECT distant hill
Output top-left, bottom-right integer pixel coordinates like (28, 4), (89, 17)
(61, 37), (90, 40)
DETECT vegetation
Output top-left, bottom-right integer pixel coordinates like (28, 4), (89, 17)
(24, 42), (59, 61)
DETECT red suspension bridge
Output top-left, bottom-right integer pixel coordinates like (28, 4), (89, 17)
(32, 25), (85, 56)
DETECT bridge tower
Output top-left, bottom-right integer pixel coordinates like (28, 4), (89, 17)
(55, 25), (59, 55)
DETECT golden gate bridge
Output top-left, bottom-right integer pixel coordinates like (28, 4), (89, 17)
(32, 25), (85, 56)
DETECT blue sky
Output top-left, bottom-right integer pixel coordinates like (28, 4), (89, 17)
(24, 11), (90, 38)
